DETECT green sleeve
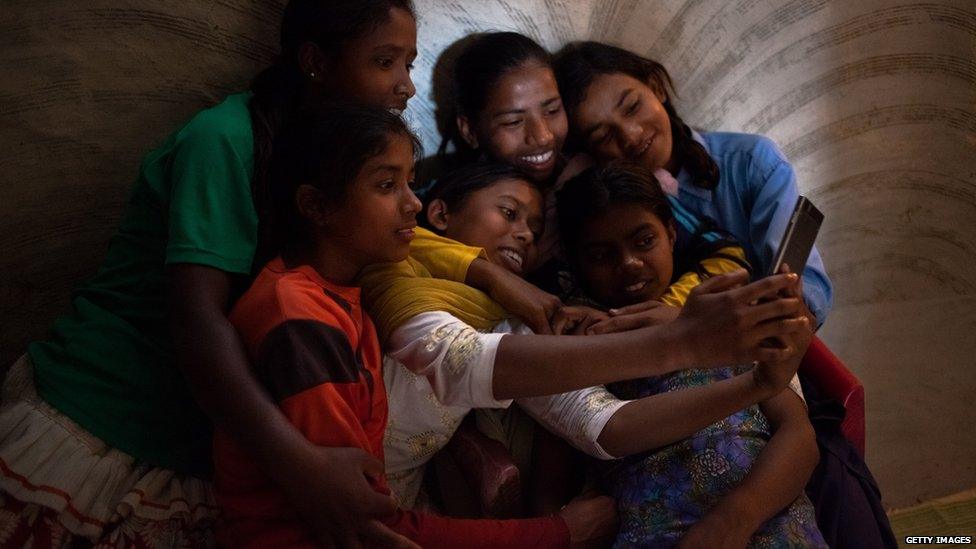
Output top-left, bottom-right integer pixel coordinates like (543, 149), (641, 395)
(165, 112), (257, 275)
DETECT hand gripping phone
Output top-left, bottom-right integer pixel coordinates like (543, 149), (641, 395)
(768, 196), (824, 277)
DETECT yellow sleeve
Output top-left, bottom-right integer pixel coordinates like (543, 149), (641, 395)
(409, 227), (487, 283)
(659, 246), (750, 307)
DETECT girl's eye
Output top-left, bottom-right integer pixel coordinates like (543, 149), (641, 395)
(407, 179), (419, 190)
(499, 206), (516, 219)
(637, 235), (655, 248)
(625, 100), (640, 116)
(378, 180), (395, 191)
(377, 57), (394, 69)
(406, 62), (415, 72)
(546, 104), (563, 116)
(501, 119), (523, 128)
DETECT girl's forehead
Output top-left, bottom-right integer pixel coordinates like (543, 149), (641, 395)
(348, 6), (416, 49)
(574, 72), (645, 126)
(474, 177), (540, 200)
(582, 202), (663, 233)
(485, 63), (559, 107)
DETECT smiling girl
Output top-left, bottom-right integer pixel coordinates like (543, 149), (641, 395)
(360, 161), (813, 518)
(0, 1), (423, 546)
(558, 162), (825, 548)
(554, 41), (832, 327)
(554, 40), (896, 548)
(215, 104), (623, 549)
(442, 32), (567, 184)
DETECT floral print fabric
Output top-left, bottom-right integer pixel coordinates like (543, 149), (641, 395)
(602, 367), (827, 548)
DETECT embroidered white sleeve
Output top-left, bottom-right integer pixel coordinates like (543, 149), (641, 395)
(518, 387), (628, 461)
(386, 311), (511, 409)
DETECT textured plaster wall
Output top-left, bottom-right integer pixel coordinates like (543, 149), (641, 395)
(1, 0), (973, 508)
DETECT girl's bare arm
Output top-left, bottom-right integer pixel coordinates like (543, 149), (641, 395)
(167, 264), (413, 549)
(679, 388), (819, 548)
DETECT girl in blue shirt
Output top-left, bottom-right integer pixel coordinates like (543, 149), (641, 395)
(554, 41), (832, 328)
(554, 40), (896, 549)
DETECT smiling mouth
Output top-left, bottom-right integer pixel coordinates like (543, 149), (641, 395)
(631, 136), (653, 158)
(520, 150), (554, 166)
(623, 280), (648, 293)
(388, 98), (409, 114)
(498, 248), (525, 272)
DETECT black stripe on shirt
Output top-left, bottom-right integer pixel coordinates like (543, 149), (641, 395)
(255, 319), (360, 401)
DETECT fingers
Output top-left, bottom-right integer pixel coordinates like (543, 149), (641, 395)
(358, 450), (388, 480)
(358, 487), (398, 518)
(527, 309), (554, 335)
(571, 320), (593, 336)
(586, 315), (642, 335)
(754, 317), (808, 342)
(608, 299), (662, 316)
(755, 343), (798, 365)
(354, 455), (398, 518)
(550, 307), (575, 335)
(585, 318), (615, 335)
(689, 269), (749, 296)
(744, 297), (803, 325)
(575, 311), (606, 334)
(777, 263), (804, 298)
(362, 520), (421, 549)
(732, 273), (798, 303)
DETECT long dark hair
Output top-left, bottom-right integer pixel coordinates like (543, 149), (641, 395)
(439, 32), (552, 161)
(270, 104), (421, 254)
(423, 161), (533, 231)
(557, 161), (674, 265)
(250, 0), (415, 265)
(553, 41), (719, 190)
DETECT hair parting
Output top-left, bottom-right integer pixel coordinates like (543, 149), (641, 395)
(553, 41), (719, 190)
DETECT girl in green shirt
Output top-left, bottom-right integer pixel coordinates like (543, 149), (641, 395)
(0, 1), (425, 547)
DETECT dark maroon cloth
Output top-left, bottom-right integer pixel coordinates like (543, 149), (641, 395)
(801, 373), (897, 549)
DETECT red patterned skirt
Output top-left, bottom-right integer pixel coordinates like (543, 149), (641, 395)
(0, 356), (218, 548)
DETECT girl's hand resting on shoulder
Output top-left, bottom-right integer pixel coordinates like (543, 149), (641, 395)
(586, 300), (681, 334)
(558, 493), (619, 548)
(670, 270), (809, 368)
(285, 446), (419, 549)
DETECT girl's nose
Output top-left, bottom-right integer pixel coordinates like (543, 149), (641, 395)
(619, 253), (643, 273)
(403, 188), (422, 215)
(526, 117), (554, 148)
(396, 69), (416, 101)
(620, 123), (643, 154)
(513, 221), (534, 244)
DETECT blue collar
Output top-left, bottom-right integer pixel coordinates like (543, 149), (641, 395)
(677, 130), (714, 202)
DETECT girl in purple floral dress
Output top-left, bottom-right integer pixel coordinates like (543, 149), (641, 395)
(558, 163), (827, 548)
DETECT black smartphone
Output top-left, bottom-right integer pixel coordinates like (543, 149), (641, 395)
(768, 196), (824, 277)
